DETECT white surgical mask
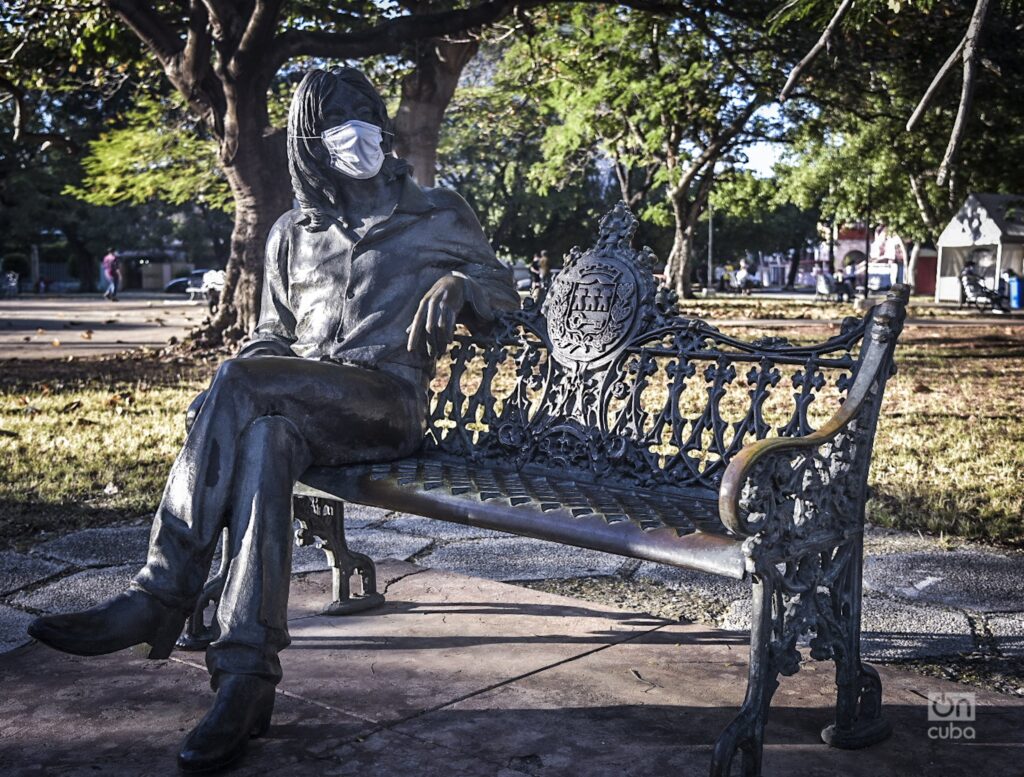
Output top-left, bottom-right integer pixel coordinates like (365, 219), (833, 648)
(320, 120), (385, 179)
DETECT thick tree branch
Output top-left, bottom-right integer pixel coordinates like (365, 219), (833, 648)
(908, 173), (938, 233)
(105, 1), (228, 150)
(936, 0), (991, 187)
(673, 96), (765, 198)
(232, 0), (285, 78)
(177, 1), (212, 94)
(613, 160), (630, 205)
(905, 35), (965, 131)
(200, 0), (244, 44)
(104, 0), (183, 65)
(779, 0), (853, 102)
(267, 0), (544, 77)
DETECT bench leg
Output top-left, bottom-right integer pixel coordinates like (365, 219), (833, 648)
(293, 495), (385, 616)
(176, 530), (230, 651)
(710, 573), (778, 777)
(821, 537), (892, 749)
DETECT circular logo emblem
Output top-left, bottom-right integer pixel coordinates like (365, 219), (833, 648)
(543, 251), (642, 370)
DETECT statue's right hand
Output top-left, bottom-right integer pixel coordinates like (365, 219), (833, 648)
(185, 390), (209, 433)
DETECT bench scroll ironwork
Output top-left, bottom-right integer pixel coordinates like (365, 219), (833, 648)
(188, 202), (909, 777)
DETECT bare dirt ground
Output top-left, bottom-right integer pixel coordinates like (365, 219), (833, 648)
(0, 294), (205, 359)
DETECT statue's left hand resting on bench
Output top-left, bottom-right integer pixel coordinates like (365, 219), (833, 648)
(27, 66), (519, 774)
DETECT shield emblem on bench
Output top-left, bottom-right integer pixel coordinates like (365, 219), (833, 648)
(543, 203), (653, 370)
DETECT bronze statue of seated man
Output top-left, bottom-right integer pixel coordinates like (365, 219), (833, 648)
(28, 67), (518, 773)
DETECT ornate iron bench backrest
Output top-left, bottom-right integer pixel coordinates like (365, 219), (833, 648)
(425, 203), (894, 496)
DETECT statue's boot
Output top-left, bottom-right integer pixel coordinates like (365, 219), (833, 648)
(27, 589), (187, 659)
(177, 673), (275, 773)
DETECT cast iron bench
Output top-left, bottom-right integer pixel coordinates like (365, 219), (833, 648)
(183, 203), (909, 777)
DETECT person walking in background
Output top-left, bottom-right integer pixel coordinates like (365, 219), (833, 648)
(102, 248), (121, 301)
(530, 249), (552, 300)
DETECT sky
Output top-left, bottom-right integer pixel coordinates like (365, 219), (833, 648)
(743, 141), (783, 177)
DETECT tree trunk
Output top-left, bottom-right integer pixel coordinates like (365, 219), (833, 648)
(394, 37), (479, 187)
(827, 218), (836, 273)
(198, 127), (290, 345)
(61, 222), (95, 293)
(786, 248), (800, 289)
(665, 196), (697, 299)
(907, 240), (921, 294)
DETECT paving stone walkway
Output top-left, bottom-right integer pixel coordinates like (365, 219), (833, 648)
(2, 509), (1023, 679)
(3, 561), (1023, 776)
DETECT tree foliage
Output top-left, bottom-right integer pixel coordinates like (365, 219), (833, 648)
(776, 0), (1024, 246)
(498, 3), (797, 295)
(705, 171), (820, 265)
(66, 94), (231, 212)
(5, 0), (597, 342)
(438, 78), (614, 264)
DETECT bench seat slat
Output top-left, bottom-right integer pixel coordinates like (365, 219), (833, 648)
(296, 456), (748, 580)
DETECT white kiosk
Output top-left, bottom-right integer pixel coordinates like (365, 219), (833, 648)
(936, 192), (1024, 302)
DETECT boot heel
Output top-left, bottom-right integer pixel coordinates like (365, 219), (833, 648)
(146, 612), (187, 659)
(250, 697), (275, 739)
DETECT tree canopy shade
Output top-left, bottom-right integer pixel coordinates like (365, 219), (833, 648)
(771, 0), (1010, 188)
(702, 170), (820, 273)
(0, 7), (226, 288)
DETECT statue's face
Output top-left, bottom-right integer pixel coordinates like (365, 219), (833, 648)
(322, 81), (381, 133)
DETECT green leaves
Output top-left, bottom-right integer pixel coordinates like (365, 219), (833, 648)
(65, 95), (231, 212)
(437, 75), (612, 261)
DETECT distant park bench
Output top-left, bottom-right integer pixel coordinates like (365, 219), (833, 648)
(183, 203), (909, 777)
(960, 273), (1009, 312)
(815, 271), (854, 302)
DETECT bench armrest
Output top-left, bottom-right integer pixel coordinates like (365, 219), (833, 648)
(718, 287), (908, 547)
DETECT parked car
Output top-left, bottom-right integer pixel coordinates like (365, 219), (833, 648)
(164, 269), (224, 313)
(164, 270), (210, 295)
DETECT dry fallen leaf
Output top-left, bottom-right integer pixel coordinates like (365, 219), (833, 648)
(103, 482), (120, 496)
(36, 328), (45, 334)
(50, 338), (61, 347)
(80, 330), (93, 340)
(106, 391), (134, 407)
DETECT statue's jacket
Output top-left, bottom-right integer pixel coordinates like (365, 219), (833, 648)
(240, 172), (519, 391)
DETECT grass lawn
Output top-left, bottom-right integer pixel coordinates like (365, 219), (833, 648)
(1, 313), (1021, 551)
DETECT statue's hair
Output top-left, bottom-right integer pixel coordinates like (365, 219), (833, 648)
(287, 67), (409, 232)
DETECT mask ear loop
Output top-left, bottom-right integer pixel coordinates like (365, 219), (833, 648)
(288, 129), (396, 140)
